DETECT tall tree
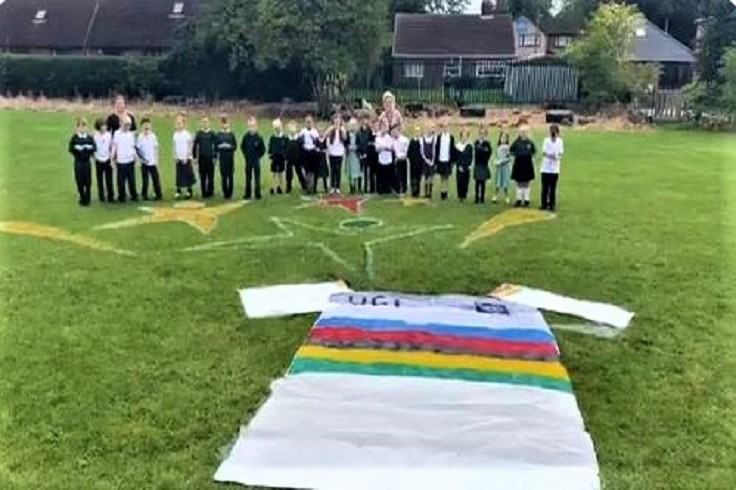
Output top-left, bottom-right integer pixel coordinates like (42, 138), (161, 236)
(505, 0), (555, 21)
(390, 0), (469, 19)
(696, 0), (736, 82)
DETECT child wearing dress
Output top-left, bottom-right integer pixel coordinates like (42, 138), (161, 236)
(326, 113), (347, 194)
(215, 115), (237, 199)
(240, 116), (266, 200)
(473, 125), (492, 204)
(193, 114), (217, 199)
(346, 118), (362, 194)
(494, 131), (511, 204)
(68, 117), (96, 206)
(93, 118), (114, 203)
(286, 121), (306, 194)
(455, 128), (473, 202)
(421, 122), (436, 199)
(173, 113), (195, 200)
(540, 124), (564, 212)
(407, 124), (423, 198)
(393, 128), (410, 196)
(268, 118), (288, 195)
(112, 116), (138, 202)
(434, 121), (456, 201)
(136, 117), (162, 201)
(510, 125), (537, 208)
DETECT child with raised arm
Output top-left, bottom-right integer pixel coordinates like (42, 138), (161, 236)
(68, 117), (96, 206)
(93, 118), (114, 203)
(494, 131), (511, 204)
(540, 124), (564, 212)
(473, 125), (492, 204)
(326, 113), (347, 195)
(173, 113), (195, 200)
(510, 125), (536, 208)
(240, 116), (266, 200)
(136, 117), (162, 201)
(268, 118), (288, 195)
(215, 115), (237, 199)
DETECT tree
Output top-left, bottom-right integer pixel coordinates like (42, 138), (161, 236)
(566, 3), (659, 107)
(390, 0), (468, 20)
(720, 48), (736, 114)
(696, 0), (736, 83)
(505, 0), (555, 21)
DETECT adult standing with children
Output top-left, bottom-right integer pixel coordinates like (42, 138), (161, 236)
(378, 91), (403, 133)
(106, 95), (137, 136)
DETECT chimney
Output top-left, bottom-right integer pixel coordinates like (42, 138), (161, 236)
(481, 0), (496, 17)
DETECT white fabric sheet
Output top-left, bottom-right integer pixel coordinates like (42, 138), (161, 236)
(239, 281), (351, 319)
(492, 284), (634, 329)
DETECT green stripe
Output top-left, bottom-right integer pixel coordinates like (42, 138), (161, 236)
(290, 359), (572, 393)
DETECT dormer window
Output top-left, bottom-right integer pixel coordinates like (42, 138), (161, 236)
(635, 26), (646, 38)
(170, 2), (185, 18)
(33, 9), (47, 25)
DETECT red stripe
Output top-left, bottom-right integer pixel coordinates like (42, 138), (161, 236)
(309, 327), (559, 358)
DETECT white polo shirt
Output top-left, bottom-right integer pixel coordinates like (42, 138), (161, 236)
(113, 130), (136, 164)
(376, 134), (395, 165)
(541, 137), (564, 174)
(393, 135), (409, 160)
(173, 130), (192, 161)
(438, 133), (452, 162)
(327, 129), (346, 157)
(94, 131), (111, 162)
(300, 128), (319, 151)
(137, 132), (159, 166)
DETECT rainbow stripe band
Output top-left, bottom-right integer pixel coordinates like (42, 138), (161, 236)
(290, 359), (573, 393)
(315, 316), (555, 343)
(295, 345), (569, 381)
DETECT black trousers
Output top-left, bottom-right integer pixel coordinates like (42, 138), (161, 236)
(95, 160), (114, 202)
(376, 163), (395, 195)
(475, 179), (487, 203)
(456, 170), (470, 201)
(245, 160), (261, 199)
(368, 158), (378, 193)
(140, 165), (162, 199)
(286, 159), (306, 193)
(198, 158), (215, 198)
(116, 162), (137, 201)
(329, 156), (343, 190)
(541, 173), (559, 210)
(74, 160), (92, 205)
(396, 158), (408, 195)
(220, 158), (234, 199)
(410, 160), (423, 198)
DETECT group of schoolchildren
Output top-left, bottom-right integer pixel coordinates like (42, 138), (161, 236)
(68, 110), (565, 211)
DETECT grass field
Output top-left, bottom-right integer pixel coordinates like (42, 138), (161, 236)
(1, 110), (735, 489)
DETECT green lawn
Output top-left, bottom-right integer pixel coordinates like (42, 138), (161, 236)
(1, 110), (735, 489)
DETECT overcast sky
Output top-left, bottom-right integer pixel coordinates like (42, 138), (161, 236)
(465, 0), (564, 15)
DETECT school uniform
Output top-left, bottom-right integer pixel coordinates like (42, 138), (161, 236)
(173, 129), (195, 198)
(93, 130), (114, 202)
(241, 131), (266, 200)
(434, 132), (456, 178)
(299, 127), (320, 192)
(194, 129), (217, 198)
(473, 139), (492, 204)
(68, 132), (96, 206)
(326, 128), (347, 192)
(268, 132), (289, 194)
(215, 130), (237, 199)
(455, 142), (473, 202)
(286, 136), (306, 193)
(375, 133), (395, 195)
(366, 130), (378, 194)
(421, 134), (436, 198)
(113, 129), (138, 202)
(393, 134), (409, 195)
(510, 136), (537, 207)
(356, 126), (372, 193)
(346, 131), (362, 194)
(407, 137), (423, 198)
(106, 112), (137, 136)
(136, 131), (162, 200)
(495, 143), (512, 192)
(540, 136), (564, 211)
(315, 136), (329, 193)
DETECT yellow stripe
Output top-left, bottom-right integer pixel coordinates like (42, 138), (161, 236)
(296, 345), (569, 381)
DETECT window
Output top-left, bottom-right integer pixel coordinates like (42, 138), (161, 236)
(444, 58), (462, 78)
(553, 36), (569, 48)
(635, 26), (646, 38)
(32, 9), (47, 24)
(170, 2), (185, 18)
(518, 33), (540, 48)
(403, 62), (424, 79)
(475, 60), (503, 79)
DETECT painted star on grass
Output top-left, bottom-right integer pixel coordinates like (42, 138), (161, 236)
(297, 195), (368, 215)
(95, 201), (246, 235)
(183, 216), (454, 280)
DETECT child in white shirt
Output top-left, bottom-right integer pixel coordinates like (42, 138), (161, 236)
(112, 116), (138, 202)
(375, 123), (395, 195)
(173, 113), (195, 199)
(540, 124), (564, 212)
(136, 117), (162, 201)
(93, 118), (114, 203)
(392, 128), (410, 196)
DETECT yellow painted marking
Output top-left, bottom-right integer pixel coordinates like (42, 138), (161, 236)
(460, 209), (555, 248)
(0, 222), (133, 255)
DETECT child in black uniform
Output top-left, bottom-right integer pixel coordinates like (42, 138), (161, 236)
(268, 118), (288, 195)
(356, 116), (373, 194)
(455, 128), (473, 202)
(68, 117), (96, 206)
(473, 125), (492, 204)
(407, 124), (423, 198)
(434, 121), (456, 201)
(240, 116), (266, 200)
(315, 125), (330, 194)
(510, 124), (537, 208)
(215, 115), (237, 199)
(285, 121), (305, 194)
(193, 114), (217, 199)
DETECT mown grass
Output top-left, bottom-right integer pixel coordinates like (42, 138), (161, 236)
(0, 110), (735, 489)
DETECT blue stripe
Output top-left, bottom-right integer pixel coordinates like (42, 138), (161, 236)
(314, 316), (555, 343)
